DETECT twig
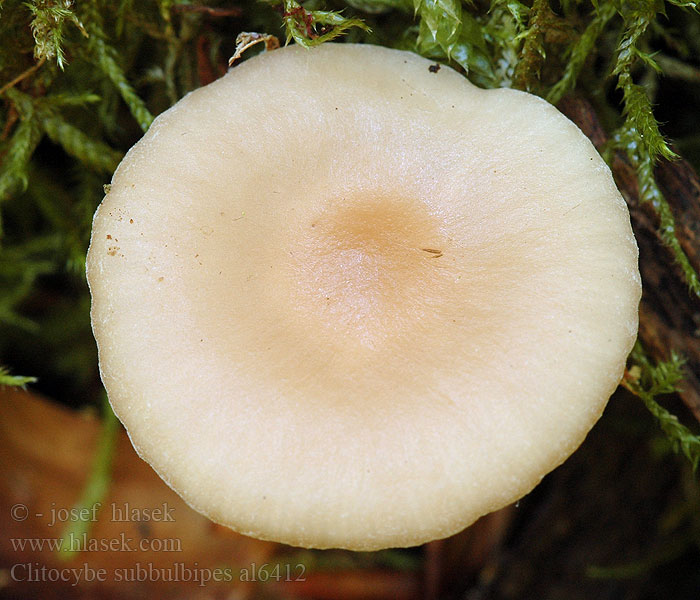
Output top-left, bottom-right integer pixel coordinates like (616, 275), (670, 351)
(0, 103), (19, 142)
(229, 32), (280, 66)
(0, 58), (46, 97)
(172, 5), (243, 18)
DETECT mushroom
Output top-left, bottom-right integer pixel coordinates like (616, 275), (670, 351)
(86, 43), (641, 550)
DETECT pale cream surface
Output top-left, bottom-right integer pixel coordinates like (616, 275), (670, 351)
(87, 43), (641, 550)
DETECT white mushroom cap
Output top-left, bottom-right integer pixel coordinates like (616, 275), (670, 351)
(87, 43), (641, 550)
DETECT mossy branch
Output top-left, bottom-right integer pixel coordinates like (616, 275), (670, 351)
(512, 0), (551, 91)
(78, 2), (153, 132)
(41, 114), (122, 173)
(612, 4), (676, 163)
(414, 0), (462, 57)
(278, 0), (370, 47)
(0, 116), (43, 209)
(86, 35), (154, 133)
(623, 343), (700, 472)
(0, 234), (61, 330)
(5, 87), (122, 176)
(155, 0), (180, 104)
(547, 2), (617, 104)
(602, 0), (700, 298)
(26, 0), (88, 69)
(412, 1), (503, 86)
(612, 127), (700, 298)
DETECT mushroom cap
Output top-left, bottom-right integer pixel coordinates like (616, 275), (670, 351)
(87, 43), (641, 550)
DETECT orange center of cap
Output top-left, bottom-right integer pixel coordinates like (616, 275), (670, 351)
(289, 195), (451, 350)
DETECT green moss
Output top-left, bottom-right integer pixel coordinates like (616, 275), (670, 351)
(623, 343), (700, 473)
(0, 364), (37, 387)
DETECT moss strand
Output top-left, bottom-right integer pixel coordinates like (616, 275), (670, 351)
(57, 396), (119, 561)
(547, 2), (616, 104)
(623, 343), (700, 472)
(609, 0), (700, 297)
